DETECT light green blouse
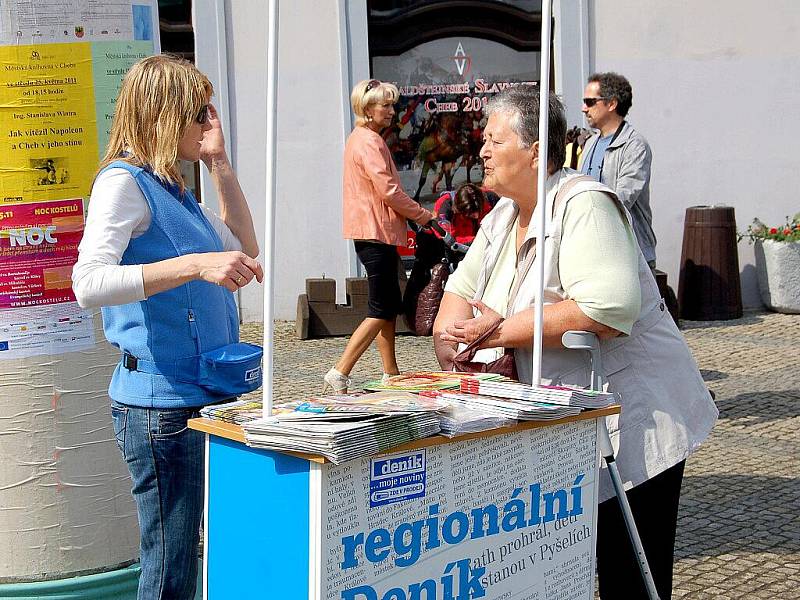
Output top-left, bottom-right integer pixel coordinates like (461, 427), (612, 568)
(445, 190), (641, 334)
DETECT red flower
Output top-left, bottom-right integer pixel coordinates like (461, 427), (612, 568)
(769, 227), (778, 234)
(784, 228), (792, 235)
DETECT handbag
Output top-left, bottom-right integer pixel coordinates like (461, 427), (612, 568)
(413, 258), (449, 336)
(452, 319), (518, 380)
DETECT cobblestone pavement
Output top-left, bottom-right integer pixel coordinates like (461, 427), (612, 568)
(240, 310), (800, 599)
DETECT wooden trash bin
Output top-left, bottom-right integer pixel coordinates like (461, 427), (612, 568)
(678, 205), (743, 320)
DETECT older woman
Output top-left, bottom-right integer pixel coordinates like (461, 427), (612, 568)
(72, 55), (261, 600)
(433, 86), (717, 600)
(324, 79), (434, 393)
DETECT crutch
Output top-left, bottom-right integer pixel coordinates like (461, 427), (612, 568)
(561, 330), (660, 600)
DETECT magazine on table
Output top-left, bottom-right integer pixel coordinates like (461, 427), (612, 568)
(199, 399), (264, 426)
(364, 371), (507, 392)
(290, 391), (449, 414)
(459, 379), (616, 408)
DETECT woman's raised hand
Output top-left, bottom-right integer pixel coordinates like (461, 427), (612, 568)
(196, 251), (264, 291)
(200, 104), (227, 168)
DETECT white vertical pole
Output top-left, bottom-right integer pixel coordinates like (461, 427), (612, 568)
(336, 0), (362, 280)
(262, 0), (279, 418)
(532, 0), (553, 386)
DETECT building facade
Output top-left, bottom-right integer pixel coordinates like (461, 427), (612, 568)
(190, 0), (796, 320)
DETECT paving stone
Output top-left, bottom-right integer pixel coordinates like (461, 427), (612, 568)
(238, 309), (800, 598)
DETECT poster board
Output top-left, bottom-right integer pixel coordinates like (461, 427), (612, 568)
(0, 0), (158, 581)
(372, 37), (540, 205)
(0, 0), (158, 359)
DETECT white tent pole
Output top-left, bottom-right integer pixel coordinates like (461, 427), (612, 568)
(532, 0), (553, 386)
(262, 0), (279, 419)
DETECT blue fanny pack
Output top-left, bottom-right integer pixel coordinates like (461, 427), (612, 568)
(197, 342), (263, 396)
(122, 342), (263, 397)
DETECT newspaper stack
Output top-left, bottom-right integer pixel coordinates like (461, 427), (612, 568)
(434, 404), (514, 438)
(426, 391), (580, 437)
(199, 392), (442, 464)
(242, 411), (440, 464)
(459, 379), (616, 409)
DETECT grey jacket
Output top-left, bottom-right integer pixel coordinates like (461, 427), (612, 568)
(582, 121), (656, 263)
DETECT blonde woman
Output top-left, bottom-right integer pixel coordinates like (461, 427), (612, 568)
(72, 55), (261, 600)
(324, 80), (434, 392)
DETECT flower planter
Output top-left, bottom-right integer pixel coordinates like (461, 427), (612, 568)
(754, 239), (800, 313)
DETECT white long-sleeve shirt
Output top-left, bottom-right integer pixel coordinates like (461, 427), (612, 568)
(72, 168), (242, 309)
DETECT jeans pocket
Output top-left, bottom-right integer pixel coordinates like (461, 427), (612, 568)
(110, 405), (128, 459)
(153, 408), (196, 439)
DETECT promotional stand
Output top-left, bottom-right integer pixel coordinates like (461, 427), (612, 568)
(190, 406), (618, 600)
(187, 1), (644, 599)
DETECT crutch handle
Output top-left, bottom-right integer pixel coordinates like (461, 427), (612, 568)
(561, 330), (604, 394)
(561, 330), (600, 352)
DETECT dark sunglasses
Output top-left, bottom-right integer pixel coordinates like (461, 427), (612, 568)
(196, 104), (209, 124)
(582, 97), (609, 107)
(363, 79), (380, 96)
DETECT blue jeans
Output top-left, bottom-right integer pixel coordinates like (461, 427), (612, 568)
(111, 401), (204, 600)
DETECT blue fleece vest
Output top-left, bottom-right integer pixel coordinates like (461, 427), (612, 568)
(100, 161), (239, 408)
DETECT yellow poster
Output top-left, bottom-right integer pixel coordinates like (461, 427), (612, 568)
(0, 43), (98, 204)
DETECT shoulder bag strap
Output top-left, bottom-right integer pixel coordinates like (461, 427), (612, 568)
(504, 175), (596, 317)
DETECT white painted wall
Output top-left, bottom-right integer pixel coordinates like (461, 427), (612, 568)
(217, 0), (363, 321)
(553, 0), (590, 126)
(578, 1), (798, 308)
(210, 0), (795, 320)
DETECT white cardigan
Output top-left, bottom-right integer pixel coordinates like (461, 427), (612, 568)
(72, 168), (241, 309)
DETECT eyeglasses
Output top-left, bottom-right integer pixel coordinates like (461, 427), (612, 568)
(196, 104), (209, 124)
(582, 97), (609, 107)
(363, 79), (380, 96)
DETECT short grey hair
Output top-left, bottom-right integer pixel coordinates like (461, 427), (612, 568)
(485, 85), (567, 171)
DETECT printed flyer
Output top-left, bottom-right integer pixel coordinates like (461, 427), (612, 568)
(0, 198), (83, 308)
(0, 43), (99, 203)
(0, 302), (94, 359)
(91, 40), (153, 152)
(0, 0), (158, 45)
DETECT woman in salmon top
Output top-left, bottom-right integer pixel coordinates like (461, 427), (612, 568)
(324, 79), (434, 393)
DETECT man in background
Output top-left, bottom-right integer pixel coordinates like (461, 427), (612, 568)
(581, 72), (657, 269)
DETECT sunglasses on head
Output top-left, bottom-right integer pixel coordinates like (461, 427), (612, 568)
(196, 104), (209, 124)
(582, 97), (609, 107)
(363, 79), (380, 96)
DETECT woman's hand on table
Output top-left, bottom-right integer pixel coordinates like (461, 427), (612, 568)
(194, 251), (264, 291)
(439, 300), (503, 347)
